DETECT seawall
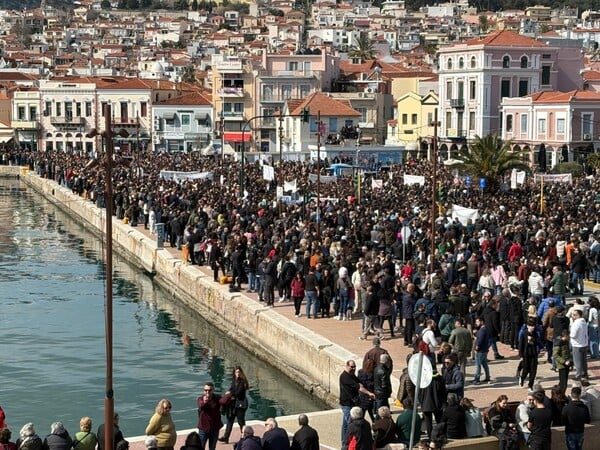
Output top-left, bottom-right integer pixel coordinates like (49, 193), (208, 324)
(15, 167), (350, 407)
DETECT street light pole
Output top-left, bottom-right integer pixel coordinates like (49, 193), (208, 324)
(430, 108), (439, 276)
(278, 111), (284, 216)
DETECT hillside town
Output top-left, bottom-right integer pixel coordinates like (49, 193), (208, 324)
(0, 0), (600, 168)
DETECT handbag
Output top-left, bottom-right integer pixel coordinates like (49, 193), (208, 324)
(235, 397), (248, 409)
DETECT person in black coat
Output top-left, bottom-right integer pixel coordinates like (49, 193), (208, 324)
(97, 414), (124, 450)
(439, 393), (467, 439)
(419, 371), (447, 439)
(234, 427), (261, 450)
(262, 419), (289, 450)
(481, 298), (504, 360)
(42, 423), (72, 450)
(290, 415), (319, 450)
(342, 408), (373, 450)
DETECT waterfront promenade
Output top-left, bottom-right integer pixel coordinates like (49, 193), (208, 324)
(8, 167), (598, 450)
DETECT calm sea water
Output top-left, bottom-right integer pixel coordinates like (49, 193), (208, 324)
(0, 178), (326, 438)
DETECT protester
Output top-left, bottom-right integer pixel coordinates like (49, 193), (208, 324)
(290, 415), (319, 450)
(561, 386), (590, 450)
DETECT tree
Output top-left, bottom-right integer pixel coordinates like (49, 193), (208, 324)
(100, 0), (111, 9)
(180, 65), (197, 84)
(453, 134), (531, 192)
(348, 32), (376, 62)
(479, 15), (490, 33)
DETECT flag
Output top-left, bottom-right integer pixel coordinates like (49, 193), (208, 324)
(371, 179), (383, 189)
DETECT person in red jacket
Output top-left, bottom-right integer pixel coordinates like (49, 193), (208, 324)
(197, 382), (229, 450)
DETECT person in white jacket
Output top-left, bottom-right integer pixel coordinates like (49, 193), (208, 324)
(528, 270), (545, 302)
(570, 309), (589, 382)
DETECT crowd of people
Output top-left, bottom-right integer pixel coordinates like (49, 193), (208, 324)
(3, 147), (600, 450)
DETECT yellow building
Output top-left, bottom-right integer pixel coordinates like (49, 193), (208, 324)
(387, 90), (438, 159)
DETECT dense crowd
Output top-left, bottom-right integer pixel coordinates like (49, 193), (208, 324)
(3, 147), (600, 450)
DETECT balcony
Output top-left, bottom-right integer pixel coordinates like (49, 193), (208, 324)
(260, 70), (317, 78)
(50, 116), (85, 126)
(450, 98), (464, 109)
(12, 120), (39, 130)
(222, 112), (245, 121)
(113, 117), (140, 126)
(218, 87), (245, 97)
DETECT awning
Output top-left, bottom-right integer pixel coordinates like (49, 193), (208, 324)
(223, 131), (251, 143)
(163, 112), (175, 120)
(195, 113), (210, 122)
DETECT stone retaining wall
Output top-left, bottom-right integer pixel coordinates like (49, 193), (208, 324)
(18, 168), (348, 407)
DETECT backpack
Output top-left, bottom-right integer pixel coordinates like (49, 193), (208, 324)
(413, 333), (430, 356)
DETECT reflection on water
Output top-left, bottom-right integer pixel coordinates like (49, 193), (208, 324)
(0, 179), (326, 437)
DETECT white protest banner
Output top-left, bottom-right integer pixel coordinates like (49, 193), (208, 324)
(534, 173), (572, 184)
(403, 174), (425, 186)
(284, 179), (298, 193)
(451, 204), (479, 226)
(263, 164), (275, 181)
(371, 179), (383, 189)
(308, 174), (337, 184)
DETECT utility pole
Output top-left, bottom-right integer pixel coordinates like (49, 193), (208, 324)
(278, 110), (284, 217)
(316, 110), (321, 239)
(430, 108), (439, 276)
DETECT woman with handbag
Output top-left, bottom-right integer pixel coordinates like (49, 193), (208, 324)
(218, 366), (249, 444)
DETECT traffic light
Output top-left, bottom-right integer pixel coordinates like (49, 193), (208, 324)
(300, 107), (310, 123)
(437, 184), (447, 202)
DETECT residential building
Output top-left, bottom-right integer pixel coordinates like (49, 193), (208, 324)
(152, 91), (213, 153)
(437, 30), (583, 158)
(12, 88), (41, 150)
(500, 90), (600, 168)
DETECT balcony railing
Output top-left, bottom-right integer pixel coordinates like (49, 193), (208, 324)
(450, 98), (464, 109)
(113, 117), (140, 125)
(50, 116), (85, 125)
(218, 87), (245, 97)
(12, 120), (39, 129)
(222, 112), (245, 120)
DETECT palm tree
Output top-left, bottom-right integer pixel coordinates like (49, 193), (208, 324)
(453, 134), (531, 192)
(348, 32), (376, 62)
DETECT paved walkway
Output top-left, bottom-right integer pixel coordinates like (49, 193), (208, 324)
(128, 224), (600, 449)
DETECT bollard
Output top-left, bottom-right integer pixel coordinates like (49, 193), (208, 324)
(156, 223), (165, 249)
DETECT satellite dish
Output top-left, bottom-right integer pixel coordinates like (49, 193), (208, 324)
(408, 353), (433, 389)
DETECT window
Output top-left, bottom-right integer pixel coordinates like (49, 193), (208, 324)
(310, 117), (318, 133)
(446, 111), (452, 131)
(44, 101), (51, 116)
(288, 61), (299, 71)
(458, 57), (464, 69)
(281, 84), (292, 100)
(538, 118), (546, 133)
(457, 112), (464, 135)
(427, 112), (433, 125)
(120, 102), (128, 119)
(502, 56), (510, 68)
(17, 106), (25, 120)
(447, 58), (453, 70)
(469, 80), (476, 100)
(519, 80), (529, 97)
(234, 103), (244, 114)
(300, 84), (310, 98)
(262, 84), (273, 101)
(101, 102), (107, 116)
(329, 117), (338, 132)
(411, 114), (418, 125)
(520, 56), (528, 68)
(181, 114), (190, 126)
(541, 66), (551, 85)
(457, 81), (464, 100)
(446, 81), (452, 100)
(469, 111), (475, 131)
(402, 114), (408, 125)
(29, 106), (36, 120)
(501, 80), (511, 98)
(506, 114), (513, 132)
(556, 118), (565, 134)
(76, 102), (81, 117)
(56, 103), (62, 116)
(582, 113), (593, 135)
(304, 61), (312, 73)
(262, 108), (275, 125)
(355, 107), (367, 122)
(140, 102), (147, 117)
(85, 102), (92, 117)
(521, 114), (528, 133)
(470, 56), (476, 68)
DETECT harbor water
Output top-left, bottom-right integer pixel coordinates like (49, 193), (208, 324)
(0, 178), (326, 438)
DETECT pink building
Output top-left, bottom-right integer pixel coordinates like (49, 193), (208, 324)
(501, 90), (600, 168)
(437, 30), (583, 158)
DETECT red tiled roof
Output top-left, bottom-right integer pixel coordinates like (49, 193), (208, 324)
(157, 91), (212, 106)
(290, 92), (361, 117)
(464, 30), (547, 47)
(583, 70), (600, 81)
(529, 89), (600, 103)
